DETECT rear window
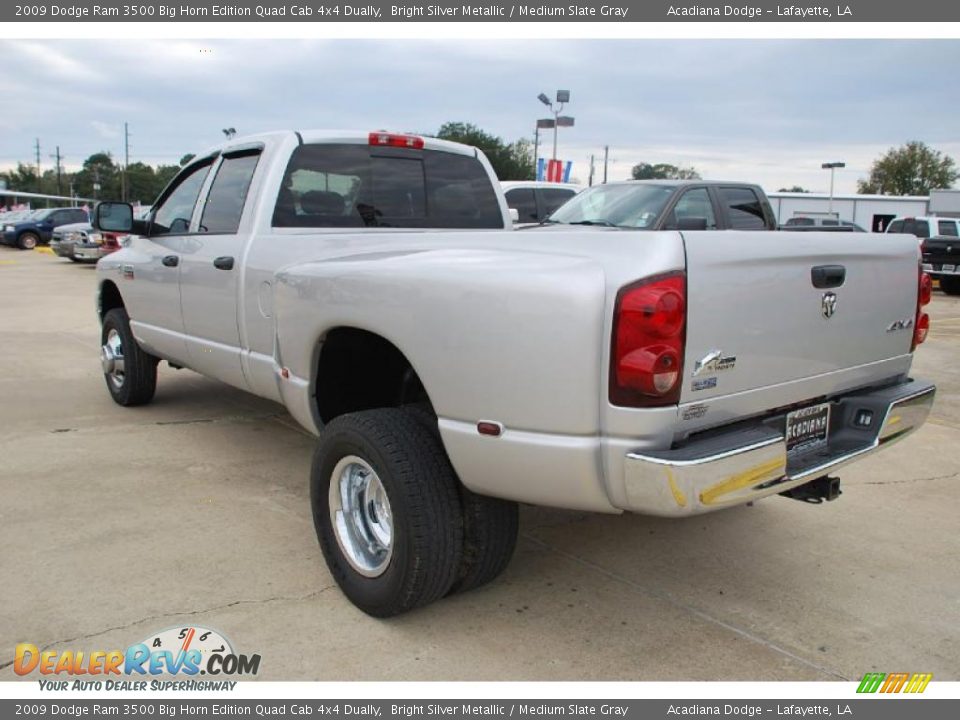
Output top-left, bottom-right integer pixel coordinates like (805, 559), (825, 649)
(785, 217), (814, 226)
(505, 187), (538, 223)
(273, 143), (502, 229)
(938, 220), (958, 236)
(903, 219), (930, 238)
(719, 187), (767, 230)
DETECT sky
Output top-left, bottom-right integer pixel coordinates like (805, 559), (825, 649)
(1, 38), (959, 195)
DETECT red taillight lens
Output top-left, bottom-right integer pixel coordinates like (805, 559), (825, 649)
(913, 269), (932, 350)
(610, 273), (686, 407)
(368, 132), (424, 149)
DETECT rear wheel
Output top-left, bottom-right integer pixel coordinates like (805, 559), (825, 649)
(404, 402), (519, 594)
(311, 408), (464, 617)
(939, 276), (960, 296)
(17, 232), (39, 250)
(100, 308), (158, 406)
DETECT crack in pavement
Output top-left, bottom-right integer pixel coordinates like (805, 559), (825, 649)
(0, 586), (336, 673)
(863, 471), (959, 486)
(522, 533), (849, 681)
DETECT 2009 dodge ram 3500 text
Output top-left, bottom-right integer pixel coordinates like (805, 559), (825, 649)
(93, 130), (936, 617)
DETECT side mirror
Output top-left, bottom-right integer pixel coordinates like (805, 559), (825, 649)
(94, 202), (133, 233)
(509, 208), (520, 223)
(676, 216), (708, 231)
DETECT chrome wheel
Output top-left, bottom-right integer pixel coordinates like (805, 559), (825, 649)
(101, 328), (126, 389)
(328, 455), (394, 577)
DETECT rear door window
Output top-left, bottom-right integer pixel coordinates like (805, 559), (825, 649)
(505, 188), (538, 223)
(273, 143), (502, 229)
(718, 187), (766, 230)
(200, 150), (261, 234)
(887, 220), (904, 233)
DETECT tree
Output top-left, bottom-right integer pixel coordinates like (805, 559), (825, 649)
(434, 122), (534, 180)
(857, 141), (958, 195)
(179, 153), (196, 167)
(0, 163), (41, 193)
(778, 186), (809, 193)
(631, 162), (701, 180)
(74, 152), (121, 200)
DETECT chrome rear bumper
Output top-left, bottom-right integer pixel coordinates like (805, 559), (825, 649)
(623, 379), (935, 516)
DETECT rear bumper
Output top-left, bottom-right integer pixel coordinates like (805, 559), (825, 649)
(623, 379), (935, 516)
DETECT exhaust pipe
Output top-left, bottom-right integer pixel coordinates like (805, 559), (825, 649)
(780, 476), (842, 504)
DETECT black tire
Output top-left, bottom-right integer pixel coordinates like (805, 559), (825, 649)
(448, 489), (518, 595)
(101, 308), (158, 406)
(311, 408), (464, 617)
(18, 232), (39, 250)
(940, 276), (960, 296)
(404, 402), (519, 594)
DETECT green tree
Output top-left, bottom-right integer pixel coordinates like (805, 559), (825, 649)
(179, 153), (196, 167)
(74, 152), (121, 200)
(631, 162), (701, 180)
(434, 122), (534, 180)
(857, 141), (959, 195)
(0, 163), (41, 193)
(778, 186), (809, 193)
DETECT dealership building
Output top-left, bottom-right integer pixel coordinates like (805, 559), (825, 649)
(768, 189), (960, 232)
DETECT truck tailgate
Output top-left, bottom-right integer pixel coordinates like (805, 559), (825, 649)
(680, 230), (919, 405)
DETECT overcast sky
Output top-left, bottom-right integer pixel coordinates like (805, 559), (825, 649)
(2, 39), (959, 194)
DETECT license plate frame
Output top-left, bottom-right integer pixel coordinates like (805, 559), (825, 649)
(785, 402), (831, 457)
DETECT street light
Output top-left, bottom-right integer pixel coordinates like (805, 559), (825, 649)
(537, 90), (574, 162)
(821, 161), (845, 217)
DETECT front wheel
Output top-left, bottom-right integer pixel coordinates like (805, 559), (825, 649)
(100, 308), (158, 406)
(311, 408), (464, 617)
(939, 276), (960, 296)
(18, 232), (39, 250)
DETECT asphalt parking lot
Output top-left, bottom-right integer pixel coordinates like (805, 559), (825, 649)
(1, 246), (958, 682)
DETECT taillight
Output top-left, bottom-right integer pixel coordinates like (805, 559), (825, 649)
(368, 132), (424, 149)
(920, 240), (929, 254)
(913, 269), (932, 350)
(610, 272), (686, 407)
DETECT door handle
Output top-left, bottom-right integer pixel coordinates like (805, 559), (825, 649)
(213, 256), (235, 271)
(811, 264), (845, 289)
(161, 255), (179, 268)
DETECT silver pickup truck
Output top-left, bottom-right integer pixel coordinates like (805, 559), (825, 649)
(93, 130), (935, 617)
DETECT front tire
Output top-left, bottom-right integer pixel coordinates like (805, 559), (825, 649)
(940, 276), (960, 296)
(18, 232), (39, 250)
(100, 308), (158, 406)
(311, 408), (464, 617)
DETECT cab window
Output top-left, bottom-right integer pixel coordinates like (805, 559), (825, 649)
(664, 188), (717, 230)
(200, 151), (261, 234)
(150, 160), (213, 236)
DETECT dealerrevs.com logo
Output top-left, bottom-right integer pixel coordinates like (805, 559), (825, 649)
(857, 672), (933, 694)
(15, 626), (260, 690)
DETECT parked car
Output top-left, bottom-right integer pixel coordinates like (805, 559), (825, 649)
(782, 217), (867, 232)
(886, 215), (960, 239)
(1, 207), (89, 249)
(52, 206), (151, 263)
(92, 130), (934, 617)
(536, 180), (778, 230)
(500, 181), (581, 226)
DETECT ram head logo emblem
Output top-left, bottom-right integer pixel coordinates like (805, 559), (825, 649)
(821, 291), (838, 319)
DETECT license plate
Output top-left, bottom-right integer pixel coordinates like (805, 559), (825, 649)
(943, 264), (956, 274)
(786, 403), (831, 456)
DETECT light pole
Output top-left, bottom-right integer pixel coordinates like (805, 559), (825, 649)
(537, 90), (574, 161)
(821, 161), (845, 217)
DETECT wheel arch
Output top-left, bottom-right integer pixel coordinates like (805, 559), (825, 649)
(314, 326), (434, 425)
(98, 280), (125, 321)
